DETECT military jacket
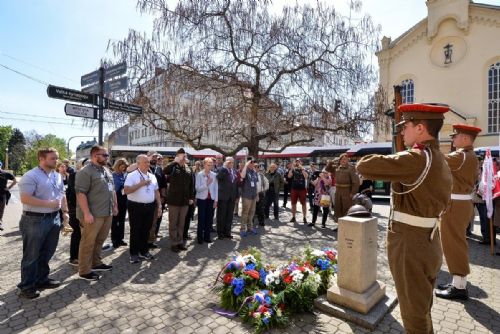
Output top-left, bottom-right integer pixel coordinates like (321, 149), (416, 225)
(356, 139), (452, 218)
(445, 146), (478, 195)
(333, 165), (359, 191)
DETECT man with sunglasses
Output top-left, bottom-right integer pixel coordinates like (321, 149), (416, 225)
(75, 146), (118, 281)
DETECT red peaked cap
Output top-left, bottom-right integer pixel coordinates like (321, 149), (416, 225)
(396, 103), (449, 127)
(450, 124), (482, 137)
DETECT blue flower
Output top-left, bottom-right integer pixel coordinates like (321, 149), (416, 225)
(316, 258), (331, 271)
(259, 269), (268, 285)
(265, 296), (272, 305)
(262, 317), (270, 325)
(245, 263), (256, 271)
(333, 264), (339, 273)
(232, 278), (245, 296)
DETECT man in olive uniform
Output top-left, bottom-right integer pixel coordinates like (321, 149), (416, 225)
(330, 153), (359, 222)
(435, 124), (481, 300)
(356, 103), (452, 333)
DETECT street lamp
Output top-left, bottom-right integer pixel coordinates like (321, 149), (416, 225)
(4, 147), (9, 170)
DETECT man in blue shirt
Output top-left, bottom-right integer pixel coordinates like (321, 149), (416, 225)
(17, 148), (68, 299)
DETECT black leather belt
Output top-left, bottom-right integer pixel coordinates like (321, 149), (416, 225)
(23, 211), (59, 217)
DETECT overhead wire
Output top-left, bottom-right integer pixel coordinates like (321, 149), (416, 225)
(0, 51), (77, 84)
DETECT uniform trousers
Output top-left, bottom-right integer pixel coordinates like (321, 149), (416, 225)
(240, 197), (257, 232)
(334, 187), (352, 221)
(128, 201), (155, 256)
(388, 221), (442, 334)
(79, 216), (112, 275)
(440, 199), (473, 276)
(168, 205), (188, 246)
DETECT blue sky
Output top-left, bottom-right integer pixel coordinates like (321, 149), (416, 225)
(1, 0), (499, 152)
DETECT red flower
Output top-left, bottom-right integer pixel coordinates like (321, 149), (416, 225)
(304, 262), (314, 270)
(244, 270), (260, 280)
(283, 275), (293, 284)
(223, 273), (234, 285)
(298, 266), (305, 272)
(258, 305), (268, 313)
(325, 251), (336, 261)
(278, 303), (285, 311)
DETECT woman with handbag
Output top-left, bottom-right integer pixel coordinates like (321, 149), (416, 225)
(308, 170), (332, 228)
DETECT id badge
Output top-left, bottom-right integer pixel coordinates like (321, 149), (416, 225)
(108, 183), (114, 192)
(250, 181), (255, 187)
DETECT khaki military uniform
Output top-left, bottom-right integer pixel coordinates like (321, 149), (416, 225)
(332, 165), (359, 221)
(440, 147), (478, 276)
(356, 139), (452, 334)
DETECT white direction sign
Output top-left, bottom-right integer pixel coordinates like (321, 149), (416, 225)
(64, 103), (97, 119)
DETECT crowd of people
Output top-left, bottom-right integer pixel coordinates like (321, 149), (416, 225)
(11, 144), (367, 298)
(8, 110), (499, 334)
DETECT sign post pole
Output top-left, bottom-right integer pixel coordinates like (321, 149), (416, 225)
(98, 67), (104, 145)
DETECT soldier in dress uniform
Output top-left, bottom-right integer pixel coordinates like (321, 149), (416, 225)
(326, 153), (359, 222)
(435, 124), (481, 300)
(356, 103), (452, 334)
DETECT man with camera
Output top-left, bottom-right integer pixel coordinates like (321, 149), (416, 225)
(288, 158), (309, 224)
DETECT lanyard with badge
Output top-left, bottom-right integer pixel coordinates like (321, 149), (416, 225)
(248, 171), (257, 188)
(138, 170), (151, 192)
(91, 163), (113, 192)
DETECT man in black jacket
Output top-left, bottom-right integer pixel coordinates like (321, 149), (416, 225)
(216, 157), (238, 239)
(164, 148), (194, 252)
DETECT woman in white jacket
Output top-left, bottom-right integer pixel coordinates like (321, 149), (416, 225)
(195, 158), (218, 244)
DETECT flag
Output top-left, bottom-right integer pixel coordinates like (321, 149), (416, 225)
(482, 149), (495, 218)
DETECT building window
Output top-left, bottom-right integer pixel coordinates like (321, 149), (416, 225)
(488, 61), (500, 133)
(400, 79), (414, 104)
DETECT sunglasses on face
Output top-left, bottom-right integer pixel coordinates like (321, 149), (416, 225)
(97, 153), (110, 157)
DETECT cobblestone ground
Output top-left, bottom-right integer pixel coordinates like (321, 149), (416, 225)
(0, 184), (499, 333)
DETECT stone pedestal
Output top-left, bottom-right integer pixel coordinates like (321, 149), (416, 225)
(315, 215), (397, 330)
(327, 215), (385, 314)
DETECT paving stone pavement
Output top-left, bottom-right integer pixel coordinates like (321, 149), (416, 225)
(0, 184), (498, 333)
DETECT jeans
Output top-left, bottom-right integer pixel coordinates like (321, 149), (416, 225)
(197, 198), (214, 242)
(265, 190), (279, 218)
(312, 205), (330, 226)
(18, 213), (61, 291)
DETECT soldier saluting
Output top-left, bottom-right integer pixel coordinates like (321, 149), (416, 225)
(356, 103), (452, 333)
(435, 124), (481, 300)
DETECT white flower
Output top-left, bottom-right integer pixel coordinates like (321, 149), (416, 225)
(254, 312), (261, 319)
(276, 309), (282, 317)
(312, 249), (325, 257)
(242, 254), (257, 264)
(264, 312), (271, 318)
(312, 273), (322, 284)
(291, 269), (304, 282)
(265, 270), (280, 286)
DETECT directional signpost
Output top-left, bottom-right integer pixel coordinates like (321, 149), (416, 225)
(47, 85), (97, 105)
(105, 98), (142, 114)
(47, 62), (141, 146)
(64, 103), (97, 119)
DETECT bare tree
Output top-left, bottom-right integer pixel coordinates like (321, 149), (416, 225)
(112, 0), (380, 156)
